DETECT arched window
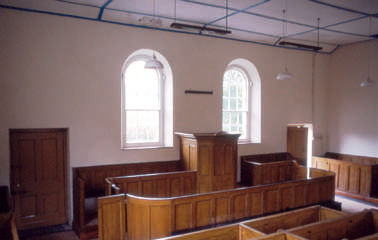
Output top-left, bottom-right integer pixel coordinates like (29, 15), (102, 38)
(222, 59), (261, 143)
(122, 50), (173, 149)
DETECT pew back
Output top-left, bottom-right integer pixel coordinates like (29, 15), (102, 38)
(288, 210), (378, 240)
(105, 170), (197, 197)
(240, 153), (298, 186)
(313, 154), (378, 197)
(242, 206), (345, 234)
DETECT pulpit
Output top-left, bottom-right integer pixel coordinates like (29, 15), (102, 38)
(175, 132), (240, 192)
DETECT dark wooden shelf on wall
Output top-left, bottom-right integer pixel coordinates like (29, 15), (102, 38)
(184, 90), (213, 95)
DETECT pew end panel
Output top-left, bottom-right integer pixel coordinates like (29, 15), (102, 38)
(127, 194), (172, 240)
(98, 194), (126, 240)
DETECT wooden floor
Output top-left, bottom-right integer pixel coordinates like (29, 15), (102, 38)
(22, 195), (377, 240)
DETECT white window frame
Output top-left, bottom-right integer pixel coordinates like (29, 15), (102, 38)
(121, 54), (165, 148)
(222, 65), (252, 143)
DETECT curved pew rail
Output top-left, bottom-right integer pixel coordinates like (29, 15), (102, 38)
(105, 170), (197, 197)
(124, 166), (335, 240)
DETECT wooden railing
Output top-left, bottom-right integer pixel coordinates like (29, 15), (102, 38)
(105, 170), (197, 197)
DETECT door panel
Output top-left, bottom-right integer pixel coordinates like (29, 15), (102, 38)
(287, 126), (308, 166)
(10, 129), (67, 230)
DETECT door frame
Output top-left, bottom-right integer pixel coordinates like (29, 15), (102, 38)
(9, 128), (69, 228)
(287, 123), (313, 167)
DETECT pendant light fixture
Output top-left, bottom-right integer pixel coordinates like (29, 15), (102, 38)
(145, 0), (164, 70)
(276, 5), (292, 81)
(360, 16), (374, 87)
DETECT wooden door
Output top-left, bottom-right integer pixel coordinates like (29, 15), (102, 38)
(287, 126), (308, 166)
(10, 129), (67, 229)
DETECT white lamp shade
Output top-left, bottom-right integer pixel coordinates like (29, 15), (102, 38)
(360, 78), (373, 87)
(145, 54), (164, 69)
(276, 67), (292, 80)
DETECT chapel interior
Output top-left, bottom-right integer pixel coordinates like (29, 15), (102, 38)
(0, 0), (377, 240)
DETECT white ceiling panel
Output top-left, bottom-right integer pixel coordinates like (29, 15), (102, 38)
(320, 0), (378, 14)
(328, 17), (378, 36)
(0, 0), (377, 53)
(0, 0), (99, 18)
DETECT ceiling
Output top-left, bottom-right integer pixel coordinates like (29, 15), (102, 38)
(1, 0), (378, 53)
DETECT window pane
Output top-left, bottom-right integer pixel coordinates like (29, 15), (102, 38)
(222, 67), (249, 139)
(125, 60), (160, 110)
(126, 110), (159, 143)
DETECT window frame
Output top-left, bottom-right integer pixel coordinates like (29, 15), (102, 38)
(121, 54), (165, 149)
(222, 65), (252, 143)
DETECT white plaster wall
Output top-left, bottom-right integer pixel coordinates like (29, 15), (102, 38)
(327, 40), (378, 157)
(0, 9), (330, 220)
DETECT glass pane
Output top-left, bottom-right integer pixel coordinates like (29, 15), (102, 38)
(223, 98), (229, 111)
(222, 67), (249, 138)
(231, 112), (238, 124)
(230, 99), (236, 110)
(125, 60), (160, 110)
(126, 110), (159, 143)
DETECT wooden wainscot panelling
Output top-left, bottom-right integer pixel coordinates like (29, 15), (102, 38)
(313, 153), (378, 203)
(125, 166), (335, 240)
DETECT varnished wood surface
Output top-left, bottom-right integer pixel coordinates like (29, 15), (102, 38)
(98, 195), (125, 240)
(105, 170), (197, 197)
(241, 159), (296, 186)
(124, 166), (335, 240)
(313, 155), (378, 198)
(10, 129), (68, 230)
(176, 132), (239, 192)
(72, 160), (182, 239)
(288, 209), (378, 240)
(157, 207), (378, 240)
(242, 205), (345, 234)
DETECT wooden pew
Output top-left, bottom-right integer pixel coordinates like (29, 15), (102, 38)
(157, 205), (344, 240)
(157, 223), (264, 240)
(157, 207), (378, 240)
(105, 170), (197, 197)
(101, 166), (334, 240)
(241, 205), (345, 234)
(72, 160), (182, 239)
(313, 152), (378, 202)
(240, 153), (297, 186)
(287, 209), (378, 240)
